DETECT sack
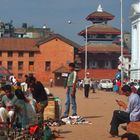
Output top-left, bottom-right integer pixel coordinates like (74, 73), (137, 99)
(43, 126), (52, 140)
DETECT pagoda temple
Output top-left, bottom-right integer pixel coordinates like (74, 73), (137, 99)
(78, 5), (129, 80)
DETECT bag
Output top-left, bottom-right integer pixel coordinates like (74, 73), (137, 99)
(43, 126), (52, 140)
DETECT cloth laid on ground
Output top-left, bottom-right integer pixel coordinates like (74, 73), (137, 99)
(61, 116), (92, 125)
(44, 118), (66, 127)
(40, 116), (92, 127)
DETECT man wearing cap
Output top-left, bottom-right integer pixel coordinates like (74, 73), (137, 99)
(62, 63), (77, 118)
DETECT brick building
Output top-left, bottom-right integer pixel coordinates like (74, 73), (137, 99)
(0, 34), (80, 85)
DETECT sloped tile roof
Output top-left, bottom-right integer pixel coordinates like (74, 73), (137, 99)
(78, 69), (118, 80)
(79, 44), (129, 54)
(0, 34), (81, 52)
(79, 24), (120, 35)
(86, 11), (115, 20)
(37, 34), (81, 48)
(53, 66), (70, 73)
(0, 38), (39, 51)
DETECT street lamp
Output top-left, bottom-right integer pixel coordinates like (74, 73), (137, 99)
(85, 26), (88, 78)
(85, 25), (92, 78)
(67, 20), (90, 78)
(120, 0), (124, 86)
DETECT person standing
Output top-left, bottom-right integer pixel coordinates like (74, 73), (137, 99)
(49, 78), (54, 88)
(91, 79), (96, 93)
(29, 78), (48, 111)
(83, 73), (91, 98)
(29, 78), (48, 121)
(62, 63), (77, 118)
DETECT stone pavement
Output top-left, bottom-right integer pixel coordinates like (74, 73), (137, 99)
(49, 87), (127, 140)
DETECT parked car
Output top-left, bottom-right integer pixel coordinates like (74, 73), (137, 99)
(98, 79), (113, 91)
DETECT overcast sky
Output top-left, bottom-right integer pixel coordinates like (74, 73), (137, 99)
(0, 0), (138, 44)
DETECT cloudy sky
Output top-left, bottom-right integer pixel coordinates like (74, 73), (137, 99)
(0, 0), (138, 44)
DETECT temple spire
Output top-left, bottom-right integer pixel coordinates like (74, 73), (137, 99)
(97, 4), (103, 12)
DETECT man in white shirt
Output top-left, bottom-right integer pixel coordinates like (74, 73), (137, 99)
(83, 72), (91, 98)
(109, 85), (140, 137)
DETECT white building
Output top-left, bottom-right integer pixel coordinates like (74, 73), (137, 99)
(130, 1), (140, 80)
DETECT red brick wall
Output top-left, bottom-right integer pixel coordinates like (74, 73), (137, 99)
(35, 38), (74, 84)
(0, 38), (74, 85)
(0, 51), (36, 81)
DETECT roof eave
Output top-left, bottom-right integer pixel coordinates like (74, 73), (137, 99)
(37, 34), (81, 48)
(86, 16), (114, 20)
(79, 32), (121, 36)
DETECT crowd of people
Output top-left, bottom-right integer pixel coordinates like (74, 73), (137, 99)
(0, 74), (48, 129)
(0, 66), (140, 139)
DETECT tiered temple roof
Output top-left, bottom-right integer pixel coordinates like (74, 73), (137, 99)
(86, 5), (115, 23)
(79, 44), (128, 54)
(79, 24), (120, 36)
(77, 4), (129, 78)
(79, 4), (120, 37)
(86, 11), (114, 20)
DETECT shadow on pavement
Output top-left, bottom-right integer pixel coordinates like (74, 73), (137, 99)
(83, 115), (103, 119)
(60, 130), (72, 134)
(86, 97), (100, 99)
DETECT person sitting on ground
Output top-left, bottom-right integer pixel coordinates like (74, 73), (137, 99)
(109, 85), (140, 137)
(121, 132), (139, 140)
(0, 85), (17, 125)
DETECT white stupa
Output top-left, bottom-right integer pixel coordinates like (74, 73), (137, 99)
(97, 4), (103, 12)
(130, 1), (140, 80)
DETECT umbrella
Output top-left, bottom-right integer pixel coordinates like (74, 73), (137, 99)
(0, 66), (11, 77)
